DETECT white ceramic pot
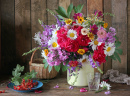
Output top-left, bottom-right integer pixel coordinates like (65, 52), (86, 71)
(67, 62), (94, 86)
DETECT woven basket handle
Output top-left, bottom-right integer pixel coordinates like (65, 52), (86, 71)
(29, 49), (37, 66)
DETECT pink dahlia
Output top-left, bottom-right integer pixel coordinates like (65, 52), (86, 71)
(94, 10), (103, 18)
(90, 24), (98, 35)
(73, 13), (82, 20)
(97, 29), (107, 38)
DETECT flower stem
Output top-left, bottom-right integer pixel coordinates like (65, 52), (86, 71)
(95, 87), (107, 93)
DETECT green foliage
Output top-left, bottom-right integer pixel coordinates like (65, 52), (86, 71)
(114, 52), (121, 63)
(62, 65), (68, 72)
(48, 66), (52, 73)
(43, 59), (48, 69)
(105, 56), (108, 61)
(38, 19), (42, 25)
(11, 64), (37, 85)
(103, 12), (115, 17)
(110, 55), (116, 60)
(115, 41), (121, 48)
(115, 48), (123, 55)
(55, 6), (68, 18)
(74, 4), (84, 13)
(67, 4), (73, 17)
(54, 65), (61, 72)
(22, 47), (40, 56)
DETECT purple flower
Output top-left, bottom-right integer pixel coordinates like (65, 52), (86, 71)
(54, 84), (59, 88)
(47, 47), (70, 66)
(69, 86), (74, 90)
(90, 24), (98, 34)
(55, 15), (65, 27)
(105, 91), (111, 95)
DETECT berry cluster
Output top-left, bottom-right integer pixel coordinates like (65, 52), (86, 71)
(0, 90), (5, 93)
(14, 79), (38, 90)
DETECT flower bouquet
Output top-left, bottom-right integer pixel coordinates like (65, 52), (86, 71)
(23, 4), (122, 86)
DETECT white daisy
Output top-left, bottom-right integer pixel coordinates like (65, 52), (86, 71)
(104, 43), (115, 56)
(89, 39), (102, 51)
(48, 37), (59, 49)
(33, 31), (41, 45)
(52, 24), (59, 38)
(67, 29), (77, 40)
(78, 54), (88, 64)
(99, 81), (111, 90)
(41, 49), (49, 59)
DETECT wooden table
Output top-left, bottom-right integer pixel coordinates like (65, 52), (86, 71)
(0, 74), (130, 96)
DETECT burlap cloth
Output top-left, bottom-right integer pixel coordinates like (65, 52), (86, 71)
(102, 69), (130, 85)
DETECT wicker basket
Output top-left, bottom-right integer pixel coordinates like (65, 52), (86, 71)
(29, 50), (58, 79)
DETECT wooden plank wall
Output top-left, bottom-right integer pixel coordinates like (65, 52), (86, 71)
(0, 0), (1, 71)
(0, 0), (129, 75)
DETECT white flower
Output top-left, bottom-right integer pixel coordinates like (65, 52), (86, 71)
(89, 40), (102, 51)
(82, 21), (89, 27)
(33, 32), (41, 45)
(81, 28), (89, 35)
(100, 81), (111, 90)
(104, 43), (115, 56)
(52, 24), (59, 38)
(41, 49), (48, 59)
(67, 29), (77, 40)
(78, 54), (88, 64)
(48, 37), (59, 49)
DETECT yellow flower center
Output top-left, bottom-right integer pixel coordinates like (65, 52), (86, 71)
(65, 19), (72, 25)
(94, 40), (98, 45)
(106, 47), (111, 52)
(82, 59), (86, 63)
(52, 42), (57, 48)
(77, 49), (85, 55)
(104, 23), (108, 28)
(55, 31), (57, 34)
(77, 16), (84, 24)
(91, 28), (94, 31)
(70, 33), (75, 37)
(44, 49), (49, 56)
(88, 33), (94, 40)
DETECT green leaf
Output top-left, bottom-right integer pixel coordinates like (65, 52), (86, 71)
(67, 4), (73, 17)
(105, 56), (108, 61)
(48, 66), (52, 73)
(38, 19), (42, 24)
(78, 4), (84, 13)
(54, 65), (61, 72)
(55, 6), (68, 18)
(57, 15), (64, 21)
(62, 65), (68, 72)
(115, 48), (123, 55)
(73, 6), (78, 13)
(115, 41), (121, 48)
(110, 55), (116, 60)
(114, 52), (121, 63)
(43, 59), (48, 69)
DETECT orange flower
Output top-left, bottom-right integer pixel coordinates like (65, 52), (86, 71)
(104, 23), (108, 28)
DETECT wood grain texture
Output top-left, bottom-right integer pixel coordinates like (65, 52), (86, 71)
(59, 0), (70, 11)
(1, 75), (130, 96)
(128, 0), (130, 74)
(87, 0), (103, 15)
(31, 0), (47, 59)
(0, 0), (1, 71)
(71, 0), (87, 17)
(1, 0), (16, 75)
(47, 0), (58, 25)
(112, 0), (127, 73)
(15, 0), (31, 70)
(104, 0), (112, 73)
(87, 0), (104, 73)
